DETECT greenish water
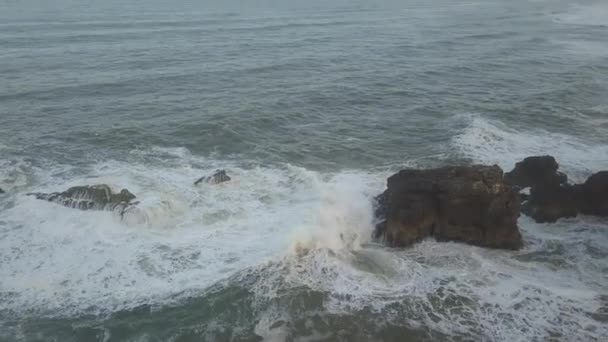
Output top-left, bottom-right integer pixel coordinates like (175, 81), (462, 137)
(1, 0), (607, 341)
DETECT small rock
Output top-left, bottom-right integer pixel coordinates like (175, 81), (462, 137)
(194, 170), (231, 185)
(28, 184), (137, 214)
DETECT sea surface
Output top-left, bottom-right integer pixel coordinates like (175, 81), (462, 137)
(1, 0), (608, 341)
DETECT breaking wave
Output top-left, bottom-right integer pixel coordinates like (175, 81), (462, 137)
(1, 142), (607, 341)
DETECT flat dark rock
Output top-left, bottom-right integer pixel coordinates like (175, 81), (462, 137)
(28, 184), (137, 214)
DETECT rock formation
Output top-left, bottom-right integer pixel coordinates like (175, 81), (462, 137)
(194, 170), (231, 185)
(580, 171), (608, 217)
(520, 184), (581, 223)
(505, 156), (608, 223)
(28, 184), (137, 214)
(504, 155), (567, 189)
(374, 165), (522, 250)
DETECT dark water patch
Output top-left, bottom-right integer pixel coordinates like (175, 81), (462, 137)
(0, 284), (448, 342)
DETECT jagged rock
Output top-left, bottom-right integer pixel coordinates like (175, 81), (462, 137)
(506, 156), (608, 223)
(521, 184), (582, 223)
(581, 171), (608, 216)
(374, 165), (522, 250)
(28, 185), (137, 214)
(194, 170), (231, 185)
(506, 155), (577, 223)
(504, 155), (567, 189)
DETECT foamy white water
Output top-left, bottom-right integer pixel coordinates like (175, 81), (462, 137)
(0, 148), (385, 319)
(248, 116), (608, 341)
(1, 121), (608, 341)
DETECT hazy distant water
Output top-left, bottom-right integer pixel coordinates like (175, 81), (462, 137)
(1, 0), (608, 341)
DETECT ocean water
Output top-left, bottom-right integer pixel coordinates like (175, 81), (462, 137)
(1, 0), (608, 341)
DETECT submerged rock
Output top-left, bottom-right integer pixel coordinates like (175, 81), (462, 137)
(374, 165), (522, 250)
(504, 155), (567, 189)
(194, 170), (231, 185)
(28, 184), (137, 214)
(0, 187), (4, 194)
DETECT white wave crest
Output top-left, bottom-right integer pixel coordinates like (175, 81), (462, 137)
(451, 114), (608, 182)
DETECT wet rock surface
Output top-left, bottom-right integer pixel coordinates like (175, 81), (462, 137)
(506, 156), (608, 223)
(504, 155), (567, 189)
(194, 170), (231, 185)
(521, 184), (582, 223)
(374, 165), (522, 250)
(580, 171), (608, 217)
(28, 184), (137, 214)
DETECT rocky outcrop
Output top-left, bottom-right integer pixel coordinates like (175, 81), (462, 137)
(521, 184), (582, 223)
(374, 165), (522, 250)
(28, 185), (137, 215)
(580, 171), (608, 216)
(194, 170), (231, 185)
(506, 156), (608, 223)
(504, 155), (567, 189)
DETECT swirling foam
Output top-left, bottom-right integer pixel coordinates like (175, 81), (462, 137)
(0, 149), (384, 319)
(248, 116), (608, 340)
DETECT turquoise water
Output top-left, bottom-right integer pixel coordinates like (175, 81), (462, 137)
(1, 0), (608, 341)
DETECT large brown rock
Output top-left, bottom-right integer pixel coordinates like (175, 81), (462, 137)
(28, 185), (137, 215)
(374, 165), (522, 250)
(504, 155), (567, 189)
(581, 171), (608, 216)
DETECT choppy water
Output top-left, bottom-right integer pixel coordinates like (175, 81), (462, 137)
(1, 0), (608, 341)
